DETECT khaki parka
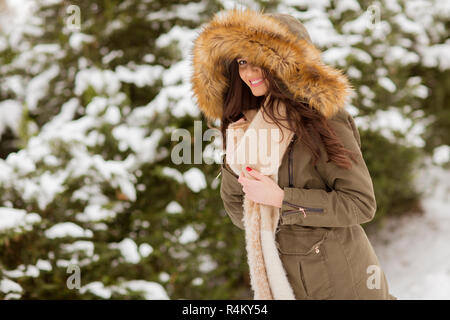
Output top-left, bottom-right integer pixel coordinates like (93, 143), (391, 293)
(190, 8), (396, 300)
(220, 108), (396, 299)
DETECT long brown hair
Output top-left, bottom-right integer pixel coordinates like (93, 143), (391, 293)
(220, 59), (359, 169)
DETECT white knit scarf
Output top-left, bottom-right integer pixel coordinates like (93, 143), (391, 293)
(225, 94), (296, 300)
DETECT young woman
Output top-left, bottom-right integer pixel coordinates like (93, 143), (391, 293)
(191, 8), (396, 300)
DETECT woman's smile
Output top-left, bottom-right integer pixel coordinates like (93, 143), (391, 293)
(249, 78), (264, 87)
(236, 58), (269, 96)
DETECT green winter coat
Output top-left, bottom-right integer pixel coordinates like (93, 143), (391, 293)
(220, 108), (396, 300)
(190, 8), (397, 300)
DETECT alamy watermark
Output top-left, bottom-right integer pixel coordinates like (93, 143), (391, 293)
(66, 4), (81, 31)
(366, 4), (382, 30)
(171, 121), (283, 170)
(66, 264), (81, 290)
(366, 265), (382, 290)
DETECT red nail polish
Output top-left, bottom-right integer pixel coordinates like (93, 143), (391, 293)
(246, 167), (252, 171)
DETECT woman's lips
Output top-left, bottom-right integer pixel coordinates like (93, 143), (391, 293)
(249, 78), (264, 87)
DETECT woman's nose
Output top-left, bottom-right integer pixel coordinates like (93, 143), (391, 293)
(249, 63), (259, 71)
(245, 63), (260, 76)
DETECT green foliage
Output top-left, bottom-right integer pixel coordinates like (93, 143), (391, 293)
(420, 69), (450, 152)
(0, 0), (256, 300)
(360, 129), (423, 228)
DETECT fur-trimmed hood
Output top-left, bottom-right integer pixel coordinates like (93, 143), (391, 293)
(190, 8), (354, 121)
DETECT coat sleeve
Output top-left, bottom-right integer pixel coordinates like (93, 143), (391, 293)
(279, 110), (377, 228)
(220, 155), (245, 230)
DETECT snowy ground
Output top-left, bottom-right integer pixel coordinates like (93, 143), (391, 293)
(367, 159), (450, 300)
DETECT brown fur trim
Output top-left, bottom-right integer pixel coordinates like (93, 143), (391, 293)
(190, 8), (354, 121)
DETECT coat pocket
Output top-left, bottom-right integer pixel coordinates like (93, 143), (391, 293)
(276, 227), (334, 299)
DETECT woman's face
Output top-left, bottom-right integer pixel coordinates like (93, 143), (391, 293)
(236, 57), (269, 96)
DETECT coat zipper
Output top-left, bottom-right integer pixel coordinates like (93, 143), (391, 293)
(282, 200), (324, 217)
(285, 135), (324, 218)
(288, 135), (296, 188)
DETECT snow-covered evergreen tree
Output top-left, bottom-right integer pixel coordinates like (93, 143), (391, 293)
(0, 0), (250, 300)
(0, 0), (448, 299)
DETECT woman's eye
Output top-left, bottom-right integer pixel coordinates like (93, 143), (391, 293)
(238, 60), (246, 66)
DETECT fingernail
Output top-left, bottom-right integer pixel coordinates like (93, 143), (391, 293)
(246, 167), (252, 171)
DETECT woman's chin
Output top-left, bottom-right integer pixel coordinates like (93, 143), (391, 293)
(250, 87), (268, 96)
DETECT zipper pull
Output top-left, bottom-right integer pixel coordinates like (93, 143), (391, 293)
(298, 207), (306, 218)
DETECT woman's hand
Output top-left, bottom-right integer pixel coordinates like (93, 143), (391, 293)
(237, 167), (285, 208)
